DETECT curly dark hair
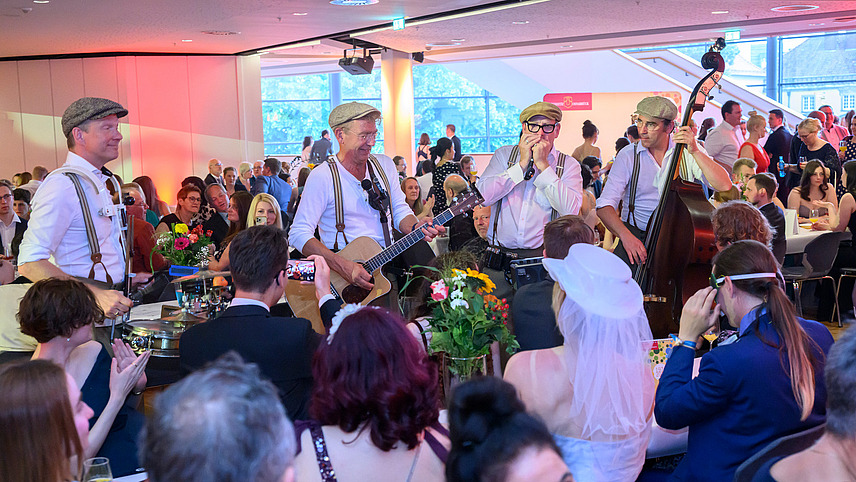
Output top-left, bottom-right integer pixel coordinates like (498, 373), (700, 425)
(711, 200), (773, 249)
(18, 278), (104, 343)
(310, 307), (439, 451)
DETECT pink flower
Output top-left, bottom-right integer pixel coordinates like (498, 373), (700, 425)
(188, 233), (199, 243)
(174, 237), (190, 250)
(430, 280), (448, 301)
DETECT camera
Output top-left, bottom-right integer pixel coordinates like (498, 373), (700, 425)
(482, 245), (518, 271)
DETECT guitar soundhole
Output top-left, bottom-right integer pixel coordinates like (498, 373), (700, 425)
(342, 284), (372, 304)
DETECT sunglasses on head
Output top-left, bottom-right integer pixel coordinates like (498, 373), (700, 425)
(709, 272), (779, 289)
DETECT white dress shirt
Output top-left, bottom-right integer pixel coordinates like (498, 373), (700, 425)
(290, 154), (414, 252)
(17, 180), (41, 199)
(476, 145), (583, 249)
(18, 152), (125, 283)
(229, 297), (270, 311)
(596, 141), (707, 230)
(0, 213), (21, 257)
(704, 121), (743, 168)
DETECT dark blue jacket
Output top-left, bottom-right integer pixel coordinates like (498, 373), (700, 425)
(654, 313), (833, 482)
(251, 174), (292, 211)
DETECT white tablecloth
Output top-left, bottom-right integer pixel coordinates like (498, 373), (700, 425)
(115, 472), (147, 482)
(786, 227), (851, 255)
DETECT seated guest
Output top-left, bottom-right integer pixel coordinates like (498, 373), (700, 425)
(155, 184), (202, 235)
(788, 159), (838, 224)
(655, 240), (834, 482)
(712, 200), (774, 252)
(248, 192), (284, 229)
(0, 284), (38, 360)
(13, 188), (30, 221)
(251, 157), (291, 215)
(207, 190), (252, 272)
(0, 359), (94, 482)
(744, 174), (787, 264)
(202, 183), (230, 250)
(579, 163), (599, 228)
(401, 176), (434, 219)
(294, 305), (449, 480)
(739, 114), (772, 173)
(121, 183), (166, 274)
(504, 243), (654, 481)
(133, 175), (170, 221)
(445, 174), (478, 251)
(124, 181), (159, 227)
(0, 181), (27, 261)
(511, 215), (594, 352)
(713, 157), (756, 206)
(142, 353), (297, 482)
(181, 176), (215, 224)
(446, 377), (572, 482)
(222, 166), (246, 196)
(842, 115), (856, 162)
(761, 327), (856, 481)
(461, 205), (491, 262)
(179, 226), (339, 421)
(417, 159), (435, 202)
(21, 278), (150, 477)
(460, 155), (478, 183)
(832, 161), (856, 235)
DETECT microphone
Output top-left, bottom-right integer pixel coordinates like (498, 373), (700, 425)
(361, 179), (373, 191)
(524, 147), (536, 180)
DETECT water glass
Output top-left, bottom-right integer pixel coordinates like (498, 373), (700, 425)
(81, 457), (112, 482)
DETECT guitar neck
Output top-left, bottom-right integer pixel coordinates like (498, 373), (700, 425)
(364, 210), (455, 272)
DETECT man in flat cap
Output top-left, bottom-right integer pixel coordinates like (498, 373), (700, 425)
(596, 95), (731, 268)
(18, 96), (138, 318)
(475, 100), (583, 300)
(290, 101), (443, 293)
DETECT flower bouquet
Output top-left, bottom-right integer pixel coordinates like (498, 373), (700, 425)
(425, 267), (519, 380)
(152, 223), (213, 270)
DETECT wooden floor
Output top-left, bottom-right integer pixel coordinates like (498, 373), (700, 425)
(821, 320), (852, 341)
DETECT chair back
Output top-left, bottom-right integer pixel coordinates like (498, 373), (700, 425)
(733, 423), (825, 482)
(801, 232), (843, 278)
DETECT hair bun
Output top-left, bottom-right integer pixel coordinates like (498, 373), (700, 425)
(583, 120), (593, 125)
(448, 377), (525, 447)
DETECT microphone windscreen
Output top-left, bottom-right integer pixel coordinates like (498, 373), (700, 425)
(361, 179), (373, 191)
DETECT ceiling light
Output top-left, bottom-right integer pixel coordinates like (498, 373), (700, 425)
(770, 5), (819, 12)
(426, 41), (462, 47)
(560, 45), (572, 48)
(330, 0), (379, 5)
(512, 21), (529, 25)
(834, 16), (856, 23)
(807, 23), (824, 26)
(292, 12), (308, 16)
(202, 30), (241, 36)
(450, 38), (465, 42)
(181, 39), (193, 42)
(711, 10), (728, 14)
(256, 39), (322, 53)
(33, 0), (50, 3)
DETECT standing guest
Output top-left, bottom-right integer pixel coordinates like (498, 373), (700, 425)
(705, 100), (745, 169)
(596, 96), (731, 267)
(797, 117), (842, 189)
(655, 240), (834, 482)
(207, 190), (252, 272)
(764, 109), (795, 202)
(504, 243), (655, 481)
(122, 184), (166, 274)
(301, 135), (313, 162)
(393, 155), (407, 180)
(401, 176), (434, 219)
(12, 188), (30, 221)
(460, 155), (478, 183)
(22, 278), (150, 477)
(293, 306), (449, 481)
(744, 174), (787, 264)
(571, 119), (601, 162)
(13, 171), (32, 188)
(18, 97), (137, 318)
(789, 111), (826, 174)
(511, 215), (594, 352)
(430, 137), (459, 215)
(0, 360), (94, 482)
(417, 159), (435, 202)
(819, 105), (849, 149)
(251, 157), (292, 214)
(477, 101), (583, 299)
(248, 193), (284, 229)
(0, 182), (26, 260)
(446, 377), (572, 482)
(222, 166), (246, 196)
(18, 165), (48, 198)
(202, 183), (230, 250)
(842, 115), (856, 162)
(309, 130), (334, 164)
(582, 155), (603, 198)
(155, 184), (202, 235)
(133, 175), (171, 219)
(143, 353), (298, 482)
(287, 167), (311, 218)
(697, 117), (715, 142)
(416, 132), (431, 175)
(180, 226), (340, 420)
(787, 160), (838, 224)
(447, 124), (463, 162)
(237, 161), (254, 191)
(204, 158), (224, 186)
(740, 114), (772, 173)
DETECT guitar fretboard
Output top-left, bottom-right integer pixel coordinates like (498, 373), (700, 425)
(364, 210), (455, 273)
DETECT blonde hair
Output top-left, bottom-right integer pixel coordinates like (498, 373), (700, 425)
(746, 114), (766, 133)
(797, 117), (822, 134)
(238, 161), (252, 177)
(248, 193), (283, 229)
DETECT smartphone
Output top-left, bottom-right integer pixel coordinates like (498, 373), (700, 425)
(286, 259), (315, 282)
(255, 216), (266, 226)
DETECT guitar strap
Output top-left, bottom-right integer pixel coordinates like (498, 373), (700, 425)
(366, 159), (393, 248)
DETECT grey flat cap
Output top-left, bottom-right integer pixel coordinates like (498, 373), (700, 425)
(328, 101), (381, 130)
(634, 96), (678, 122)
(61, 97), (128, 138)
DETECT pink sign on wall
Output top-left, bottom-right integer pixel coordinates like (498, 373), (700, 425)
(542, 93), (593, 111)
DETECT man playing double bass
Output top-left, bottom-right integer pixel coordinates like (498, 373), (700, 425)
(596, 96), (732, 267)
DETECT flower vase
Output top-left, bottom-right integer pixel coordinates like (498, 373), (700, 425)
(442, 354), (488, 401)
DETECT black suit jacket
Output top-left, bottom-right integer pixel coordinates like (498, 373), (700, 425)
(451, 135), (462, 162)
(233, 181), (247, 192)
(202, 213), (230, 250)
(179, 298), (340, 421)
(11, 218), (27, 259)
(763, 126), (792, 172)
(510, 277), (563, 351)
(760, 202), (787, 265)
(204, 173), (222, 186)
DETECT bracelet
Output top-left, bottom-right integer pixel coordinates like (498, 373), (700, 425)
(670, 334), (697, 349)
(131, 388), (145, 396)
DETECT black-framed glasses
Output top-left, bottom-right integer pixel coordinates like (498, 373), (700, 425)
(524, 122), (557, 134)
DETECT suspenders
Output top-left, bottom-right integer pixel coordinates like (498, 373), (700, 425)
(326, 155), (395, 250)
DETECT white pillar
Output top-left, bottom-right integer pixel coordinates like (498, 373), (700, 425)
(380, 49), (415, 175)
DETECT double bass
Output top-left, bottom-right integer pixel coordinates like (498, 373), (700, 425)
(634, 38), (726, 339)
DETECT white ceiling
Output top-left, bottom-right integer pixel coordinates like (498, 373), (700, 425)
(2, 0), (856, 70)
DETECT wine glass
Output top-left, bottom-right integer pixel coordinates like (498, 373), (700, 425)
(81, 457), (112, 482)
(809, 208), (820, 225)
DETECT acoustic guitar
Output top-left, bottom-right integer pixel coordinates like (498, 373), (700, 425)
(286, 189), (485, 332)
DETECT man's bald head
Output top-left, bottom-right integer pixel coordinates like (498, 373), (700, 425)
(443, 174), (469, 200)
(208, 158), (223, 177)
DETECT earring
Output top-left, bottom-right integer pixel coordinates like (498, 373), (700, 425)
(67, 338), (71, 342)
